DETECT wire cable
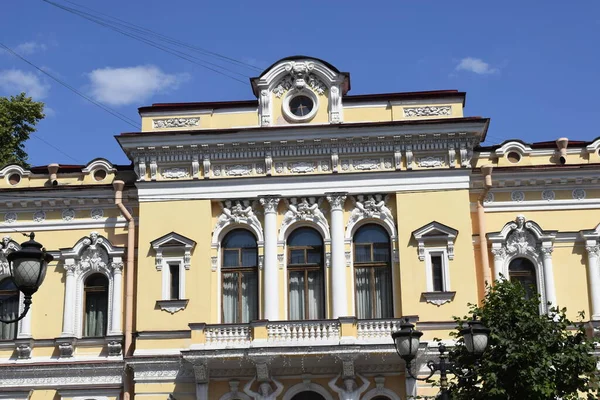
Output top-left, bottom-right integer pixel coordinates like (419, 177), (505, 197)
(58, 0), (263, 72)
(0, 43), (140, 130)
(41, 0), (252, 84)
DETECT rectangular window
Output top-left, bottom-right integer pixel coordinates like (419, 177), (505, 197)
(431, 254), (444, 292)
(169, 263), (180, 300)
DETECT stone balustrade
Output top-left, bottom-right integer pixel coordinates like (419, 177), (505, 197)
(189, 318), (408, 349)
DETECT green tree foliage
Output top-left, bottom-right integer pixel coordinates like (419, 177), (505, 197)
(0, 93), (45, 167)
(448, 279), (599, 399)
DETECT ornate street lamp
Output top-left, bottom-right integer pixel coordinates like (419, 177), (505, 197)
(392, 317), (490, 400)
(0, 233), (53, 323)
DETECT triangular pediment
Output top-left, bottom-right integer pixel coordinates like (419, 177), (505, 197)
(151, 232), (196, 251)
(412, 221), (458, 241)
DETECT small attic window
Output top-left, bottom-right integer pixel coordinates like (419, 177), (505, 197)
(93, 169), (107, 181)
(507, 151), (521, 164)
(8, 173), (21, 185)
(283, 90), (319, 123)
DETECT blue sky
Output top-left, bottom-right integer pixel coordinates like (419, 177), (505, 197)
(1, 0), (599, 166)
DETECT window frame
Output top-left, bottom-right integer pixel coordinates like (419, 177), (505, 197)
(352, 224), (393, 319)
(82, 273), (109, 338)
(221, 229), (259, 324)
(286, 229), (325, 320)
(161, 257), (185, 301)
(424, 248), (451, 293)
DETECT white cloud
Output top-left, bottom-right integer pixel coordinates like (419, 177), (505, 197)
(87, 65), (189, 106)
(0, 69), (50, 99)
(14, 41), (47, 55)
(455, 57), (498, 75)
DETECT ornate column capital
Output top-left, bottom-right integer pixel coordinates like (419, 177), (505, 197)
(326, 193), (347, 211)
(540, 246), (554, 259)
(586, 245), (600, 258)
(491, 247), (507, 261)
(259, 196), (281, 214)
(193, 363), (209, 384)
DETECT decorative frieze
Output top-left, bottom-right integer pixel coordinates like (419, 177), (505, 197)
(403, 106), (452, 117)
(152, 117), (200, 129)
(353, 159), (380, 171)
(62, 208), (75, 221)
(511, 191), (525, 202)
(542, 190), (555, 201)
(225, 164), (253, 177)
(161, 168), (190, 179)
(288, 161), (316, 173)
(573, 188), (586, 200)
(91, 208), (104, 219)
(4, 212), (17, 224)
(417, 156), (444, 168)
(33, 210), (45, 223)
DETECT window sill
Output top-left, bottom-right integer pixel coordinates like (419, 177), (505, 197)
(421, 291), (456, 306)
(156, 299), (189, 314)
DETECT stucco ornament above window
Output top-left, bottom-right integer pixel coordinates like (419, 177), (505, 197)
(279, 197), (330, 241)
(345, 194), (396, 240)
(212, 200), (264, 246)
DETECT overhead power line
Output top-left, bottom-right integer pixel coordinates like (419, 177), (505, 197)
(59, 0), (262, 73)
(41, 0), (257, 84)
(0, 43), (140, 130)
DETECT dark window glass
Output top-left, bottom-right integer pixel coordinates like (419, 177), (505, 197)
(0, 279), (18, 340)
(84, 273), (108, 337)
(287, 227), (324, 320)
(353, 224), (393, 319)
(291, 392), (327, 400)
(431, 255), (444, 292)
(169, 263), (180, 300)
(221, 229), (258, 323)
(509, 258), (538, 300)
(289, 96), (314, 117)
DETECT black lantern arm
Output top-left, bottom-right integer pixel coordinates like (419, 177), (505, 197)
(0, 295), (31, 323)
(404, 359), (438, 381)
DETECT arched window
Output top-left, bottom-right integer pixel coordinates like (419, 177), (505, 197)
(291, 392), (326, 400)
(0, 279), (19, 340)
(509, 258), (538, 300)
(354, 224), (393, 319)
(287, 227), (325, 320)
(222, 229), (258, 323)
(83, 274), (108, 337)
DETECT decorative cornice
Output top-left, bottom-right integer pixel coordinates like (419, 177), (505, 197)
(0, 362), (123, 388)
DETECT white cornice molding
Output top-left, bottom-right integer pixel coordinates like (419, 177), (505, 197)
(0, 165), (31, 178)
(0, 217), (135, 233)
(135, 170), (470, 202)
(118, 120), (487, 151)
(0, 362), (123, 388)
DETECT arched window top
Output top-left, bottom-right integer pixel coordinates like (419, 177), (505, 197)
(223, 229), (257, 248)
(354, 224), (390, 244)
(288, 227), (323, 247)
(509, 257), (535, 272)
(85, 273), (109, 288)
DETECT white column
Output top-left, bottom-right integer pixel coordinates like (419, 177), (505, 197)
(18, 294), (32, 338)
(540, 245), (557, 311)
(491, 246), (506, 281)
(196, 383), (209, 400)
(585, 243), (600, 320)
(61, 260), (76, 336)
(327, 193), (348, 318)
(260, 196), (280, 321)
(405, 375), (417, 398)
(110, 260), (123, 335)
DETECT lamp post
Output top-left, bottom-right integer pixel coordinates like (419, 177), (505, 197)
(392, 318), (490, 400)
(0, 233), (53, 323)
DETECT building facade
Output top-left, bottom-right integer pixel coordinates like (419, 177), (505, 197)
(1, 56), (600, 400)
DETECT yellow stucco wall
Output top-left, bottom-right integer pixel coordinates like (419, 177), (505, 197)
(137, 199), (213, 330)
(396, 189), (478, 321)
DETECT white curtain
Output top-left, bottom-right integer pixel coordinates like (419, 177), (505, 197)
(222, 272), (238, 323)
(375, 267), (393, 318)
(241, 272), (257, 322)
(0, 294), (18, 339)
(84, 292), (107, 337)
(355, 267), (372, 319)
(289, 271), (305, 320)
(307, 272), (323, 319)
